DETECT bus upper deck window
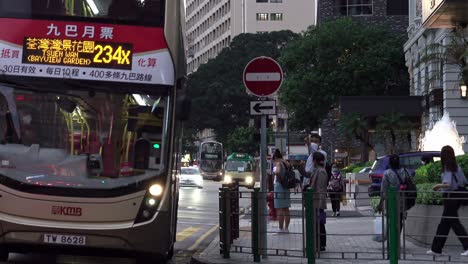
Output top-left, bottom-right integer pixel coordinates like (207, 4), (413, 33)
(108, 0), (139, 20)
(32, 0), (66, 16)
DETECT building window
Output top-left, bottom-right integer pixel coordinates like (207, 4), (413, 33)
(270, 0), (283, 3)
(387, 0), (408, 16)
(256, 13), (269, 21)
(256, 0), (268, 2)
(270, 13), (283, 21)
(335, 0), (373, 16)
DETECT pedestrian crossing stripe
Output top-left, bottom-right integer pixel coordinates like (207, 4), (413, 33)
(176, 226), (201, 242)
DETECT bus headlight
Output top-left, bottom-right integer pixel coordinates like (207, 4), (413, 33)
(149, 184), (163, 196)
(147, 198), (157, 206)
(246, 176), (253, 185)
(219, 172), (223, 176)
(224, 176), (232, 184)
(135, 183), (163, 224)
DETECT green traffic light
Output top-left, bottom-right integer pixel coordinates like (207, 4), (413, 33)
(153, 143), (161, 149)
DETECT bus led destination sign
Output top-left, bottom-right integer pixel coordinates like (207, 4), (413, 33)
(22, 37), (133, 70)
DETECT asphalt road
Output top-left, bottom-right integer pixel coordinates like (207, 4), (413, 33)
(0, 180), (252, 264)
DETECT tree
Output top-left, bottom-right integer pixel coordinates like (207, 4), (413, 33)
(376, 112), (415, 154)
(337, 113), (375, 162)
(186, 31), (299, 143)
(225, 126), (258, 155)
(279, 18), (409, 131)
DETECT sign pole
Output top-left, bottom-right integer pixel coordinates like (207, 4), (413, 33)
(260, 112), (268, 258)
(243, 56), (283, 259)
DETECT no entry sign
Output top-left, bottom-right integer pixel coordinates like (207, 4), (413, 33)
(243, 57), (283, 97)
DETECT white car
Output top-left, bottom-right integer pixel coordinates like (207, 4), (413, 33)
(179, 167), (203, 188)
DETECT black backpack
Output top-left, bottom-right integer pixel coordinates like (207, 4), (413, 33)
(280, 161), (296, 189)
(394, 169), (417, 211)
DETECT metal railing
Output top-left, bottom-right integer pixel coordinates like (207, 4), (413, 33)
(219, 185), (468, 263)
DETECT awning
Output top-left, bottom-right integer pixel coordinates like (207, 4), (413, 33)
(423, 0), (468, 28)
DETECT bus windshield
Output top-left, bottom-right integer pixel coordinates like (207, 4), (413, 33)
(225, 160), (253, 172)
(0, 82), (169, 192)
(0, 0), (165, 26)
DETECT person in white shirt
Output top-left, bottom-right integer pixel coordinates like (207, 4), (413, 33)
(427, 145), (468, 256)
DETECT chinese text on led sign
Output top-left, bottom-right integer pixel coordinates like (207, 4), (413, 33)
(22, 37), (133, 70)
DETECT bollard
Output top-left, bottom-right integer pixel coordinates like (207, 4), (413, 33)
(388, 187), (399, 264)
(252, 188), (260, 262)
(305, 189), (315, 264)
(219, 187), (231, 258)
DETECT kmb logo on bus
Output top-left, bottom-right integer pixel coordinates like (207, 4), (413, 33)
(51, 206), (82, 216)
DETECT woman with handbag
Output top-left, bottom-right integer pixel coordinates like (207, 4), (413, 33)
(427, 145), (468, 256)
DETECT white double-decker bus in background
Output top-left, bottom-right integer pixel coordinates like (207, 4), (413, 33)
(198, 141), (224, 181)
(0, 0), (186, 263)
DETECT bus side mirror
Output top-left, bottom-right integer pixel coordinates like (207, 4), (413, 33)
(176, 94), (191, 121)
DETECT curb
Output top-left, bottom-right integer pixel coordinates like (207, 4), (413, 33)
(190, 255), (216, 264)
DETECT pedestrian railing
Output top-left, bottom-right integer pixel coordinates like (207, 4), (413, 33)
(218, 184), (468, 263)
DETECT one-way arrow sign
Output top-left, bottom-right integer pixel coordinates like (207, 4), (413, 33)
(250, 101), (276, 115)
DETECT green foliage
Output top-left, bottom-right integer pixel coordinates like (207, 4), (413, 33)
(370, 196), (381, 213)
(414, 164), (430, 184)
(186, 31), (299, 143)
(416, 183), (443, 205)
(342, 161), (373, 173)
(414, 161), (441, 184)
(279, 18), (409, 130)
(225, 126), (258, 155)
(376, 112), (415, 154)
(415, 154), (468, 184)
(337, 113), (375, 155)
(458, 154), (468, 176)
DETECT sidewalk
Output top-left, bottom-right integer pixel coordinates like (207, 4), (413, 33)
(192, 205), (468, 264)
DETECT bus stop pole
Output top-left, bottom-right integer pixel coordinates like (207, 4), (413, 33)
(260, 114), (268, 258)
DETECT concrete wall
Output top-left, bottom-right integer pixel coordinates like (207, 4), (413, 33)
(406, 204), (468, 246)
(186, 0), (316, 73)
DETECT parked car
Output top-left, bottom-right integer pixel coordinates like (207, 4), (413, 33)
(359, 167), (372, 173)
(367, 151), (440, 197)
(179, 167), (204, 189)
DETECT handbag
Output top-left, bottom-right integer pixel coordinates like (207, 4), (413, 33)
(452, 173), (468, 206)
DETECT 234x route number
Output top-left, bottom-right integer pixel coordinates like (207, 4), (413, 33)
(93, 45), (131, 65)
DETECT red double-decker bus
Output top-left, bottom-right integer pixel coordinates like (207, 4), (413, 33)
(0, 0), (186, 263)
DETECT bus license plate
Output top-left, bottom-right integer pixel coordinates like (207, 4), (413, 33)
(43, 234), (86, 246)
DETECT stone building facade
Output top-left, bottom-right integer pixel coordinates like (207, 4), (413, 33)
(404, 0), (468, 154)
(316, 0), (411, 164)
(318, 0), (408, 34)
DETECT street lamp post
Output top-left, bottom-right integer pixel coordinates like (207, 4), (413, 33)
(460, 82), (467, 99)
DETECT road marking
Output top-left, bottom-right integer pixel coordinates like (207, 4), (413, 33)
(188, 224), (219, 251)
(176, 226), (201, 242)
(178, 221), (218, 225)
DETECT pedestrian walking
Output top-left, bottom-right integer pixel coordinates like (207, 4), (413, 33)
(273, 149), (291, 233)
(307, 151), (328, 251)
(427, 145), (468, 256)
(377, 154), (410, 231)
(327, 163), (343, 217)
